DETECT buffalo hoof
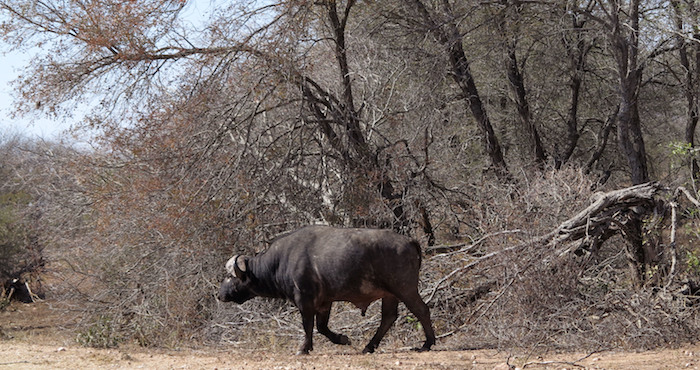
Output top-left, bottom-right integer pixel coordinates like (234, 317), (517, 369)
(411, 345), (432, 352)
(296, 344), (312, 356)
(337, 334), (351, 345)
(361, 345), (375, 354)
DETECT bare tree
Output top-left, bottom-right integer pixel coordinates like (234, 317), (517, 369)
(581, 0), (654, 185)
(672, 0), (700, 186)
(401, 0), (510, 179)
(557, 0), (597, 168)
(489, 1), (547, 165)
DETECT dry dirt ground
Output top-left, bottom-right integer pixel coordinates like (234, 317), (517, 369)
(2, 301), (700, 369)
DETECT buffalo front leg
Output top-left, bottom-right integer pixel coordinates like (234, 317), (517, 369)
(316, 303), (351, 345)
(362, 296), (399, 354)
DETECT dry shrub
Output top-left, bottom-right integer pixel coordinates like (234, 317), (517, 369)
(427, 166), (700, 352)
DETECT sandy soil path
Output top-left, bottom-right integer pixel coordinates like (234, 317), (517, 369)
(2, 302), (700, 369)
(2, 340), (700, 369)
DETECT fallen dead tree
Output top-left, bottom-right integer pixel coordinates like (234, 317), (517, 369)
(546, 182), (659, 251)
(542, 182), (700, 287)
(428, 182), (700, 289)
(426, 183), (661, 299)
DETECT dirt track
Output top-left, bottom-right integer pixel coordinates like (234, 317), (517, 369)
(3, 341), (700, 369)
(2, 302), (700, 369)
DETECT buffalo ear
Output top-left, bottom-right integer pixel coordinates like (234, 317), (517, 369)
(225, 255), (248, 279)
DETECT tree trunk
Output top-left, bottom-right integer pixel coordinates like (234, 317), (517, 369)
(325, 0), (370, 163)
(496, 3), (546, 165)
(559, 69), (582, 169)
(690, 35), (700, 183)
(616, 74), (649, 185)
(680, 39), (700, 183)
(408, 0), (509, 180)
(319, 1), (411, 232)
(585, 105), (617, 173)
(558, 4), (591, 168)
(505, 41), (546, 165)
(609, 0), (649, 185)
(450, 32), (510, 179)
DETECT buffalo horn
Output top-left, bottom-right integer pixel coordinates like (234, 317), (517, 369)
(225, 255), (247, 279)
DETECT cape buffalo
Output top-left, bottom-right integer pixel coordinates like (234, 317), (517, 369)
(218, 226), (436, 355)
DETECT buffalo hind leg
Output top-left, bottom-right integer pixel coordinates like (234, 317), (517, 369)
(398, 291), (435, 351)
(362, 296), (399, 354)
(316, 303), (351, 345)
(297, 309), (315, 355)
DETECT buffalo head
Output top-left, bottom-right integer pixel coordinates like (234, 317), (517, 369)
(218, 255), (254, 304)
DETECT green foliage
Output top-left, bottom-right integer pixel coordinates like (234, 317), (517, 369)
(670, 141), (700, 170)
(683, 206), (700, 220)
(0, 292), (11, 311)
(686, 250), (700, 275)
(405, 315), (423, 331)
(670, 141), (694, 157)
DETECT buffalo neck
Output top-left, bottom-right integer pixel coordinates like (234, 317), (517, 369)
(247, 254), (287, 300)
